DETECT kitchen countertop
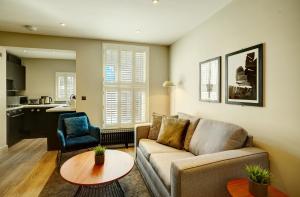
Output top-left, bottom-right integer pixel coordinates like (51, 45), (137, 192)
(6, 104), (76, 112)
(46, 105), (76, 113)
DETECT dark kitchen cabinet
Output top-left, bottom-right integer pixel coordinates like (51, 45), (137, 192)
(24, 107), (52, 138)
(6, 53), (26, 91)
(6, 109), (25, 147)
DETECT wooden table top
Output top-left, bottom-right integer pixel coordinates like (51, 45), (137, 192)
(227, 179), (288, 197)
(60, 150), (134, 186)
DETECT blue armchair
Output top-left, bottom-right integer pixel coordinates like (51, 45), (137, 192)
(57, 112), (101, 166)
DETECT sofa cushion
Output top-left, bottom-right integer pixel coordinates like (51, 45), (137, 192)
(178, 112), (200, 151)
(150, 151), (195, 190)
(66, 135), (99, 151)
(157, 117), (189, 149)
(148, 113), (178, 140)
(64, 116), (89, 138)
(189, 119), (248, 155)
(139, 139), (182, 160)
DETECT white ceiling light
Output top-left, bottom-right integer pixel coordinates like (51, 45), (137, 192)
(152, 0), (159, 5)
(24, 25), (37, 32)
(60, 22), (66, 27)
(135, 29), (141, 34)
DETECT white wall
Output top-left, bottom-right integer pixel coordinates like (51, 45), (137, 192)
(0, 47), (6, 150)
(170, 0), (300, 196)
(21, 58), (76, 99)
(0, 32), (169, 136)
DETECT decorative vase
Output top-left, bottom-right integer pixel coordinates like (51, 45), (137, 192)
(95, 154), (105, 165)
(249, 179), (268, 197)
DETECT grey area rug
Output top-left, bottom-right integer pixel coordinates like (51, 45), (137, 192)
(39, 150), (151, 197)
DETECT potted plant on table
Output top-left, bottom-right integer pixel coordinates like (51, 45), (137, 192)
(245, 165), (271, 197)
(93, 146), (106, 165)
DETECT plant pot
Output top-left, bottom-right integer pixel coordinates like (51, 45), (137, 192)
(248, 179), (268, 197)
(95, 154), (105, 165)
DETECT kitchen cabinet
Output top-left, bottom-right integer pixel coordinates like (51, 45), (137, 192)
(6, 109), (25, 147)
(24, 107), (52, 138)
(6, 53), (26, 91)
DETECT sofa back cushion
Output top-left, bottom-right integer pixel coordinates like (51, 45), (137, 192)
(157, 117), (189, 149)
(178, 112), (200, 151)
(189, 119), (248, 155)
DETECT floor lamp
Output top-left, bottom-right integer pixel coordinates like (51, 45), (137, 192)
(162, 81), (176, 115)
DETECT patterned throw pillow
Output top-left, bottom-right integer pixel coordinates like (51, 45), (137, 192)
(148, 113), (178, 140)
(157, 117), (190, 149)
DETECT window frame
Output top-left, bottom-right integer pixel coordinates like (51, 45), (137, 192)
(102, 43), (149, 129)
(55, 72), (76, 101)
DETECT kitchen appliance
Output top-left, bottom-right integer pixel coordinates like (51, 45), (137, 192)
(28, 99), (39, 105)
(41, 96), (53, 104)
(7, 96), (28, 106)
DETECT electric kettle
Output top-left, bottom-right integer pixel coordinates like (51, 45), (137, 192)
(41, 96), (53, 104)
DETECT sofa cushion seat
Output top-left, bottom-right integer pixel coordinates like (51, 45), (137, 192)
(139, 139), (182, 160)
(149, 151), (195, 190)
(65, 135), (98, 151)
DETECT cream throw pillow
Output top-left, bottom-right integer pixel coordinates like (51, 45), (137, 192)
(157, 117), (189, 149)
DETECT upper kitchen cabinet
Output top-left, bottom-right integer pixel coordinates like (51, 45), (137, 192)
(6, 53), (26, 91)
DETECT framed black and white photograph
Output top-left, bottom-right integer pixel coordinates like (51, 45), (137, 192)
(199, 56), (221, 103)
(225, 44), (263, 106)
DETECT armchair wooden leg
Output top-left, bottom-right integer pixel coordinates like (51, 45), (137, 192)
(56, 150), (62, 168)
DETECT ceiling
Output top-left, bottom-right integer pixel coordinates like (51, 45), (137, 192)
(0, 0), (231, 45)
(6, 47), (76, 60)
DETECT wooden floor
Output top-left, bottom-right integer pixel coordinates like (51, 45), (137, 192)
(0, 139), (134, 197)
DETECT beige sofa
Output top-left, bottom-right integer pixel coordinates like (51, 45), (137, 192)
(135, 118), (269, 197)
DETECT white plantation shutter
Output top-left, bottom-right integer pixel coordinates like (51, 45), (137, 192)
(103, 44), (149, 128)
(120, 50), (133, 82)
(120, 89), (133, 124)
(135, 89), (146, 123)
(135, 52), (146, 83)
(104, 89), (118, 125)
(56, 72), (76, 101)
(104, 49), (118, 83)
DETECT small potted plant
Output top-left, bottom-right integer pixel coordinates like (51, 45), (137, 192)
(93, 146), (106, 165)
(245, 165), (270, 197)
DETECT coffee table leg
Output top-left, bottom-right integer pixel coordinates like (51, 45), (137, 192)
(116, 180), (125, 197)
(74, 185), (82, 197)
(74, 181), (124, 197)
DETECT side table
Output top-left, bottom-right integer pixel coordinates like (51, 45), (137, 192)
(227, 179), (288, 197)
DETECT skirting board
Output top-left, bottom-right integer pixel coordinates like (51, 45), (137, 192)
(0, 145), (8, 153)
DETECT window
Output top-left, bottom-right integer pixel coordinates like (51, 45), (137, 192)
(103, 43), (149, 128)
(55, 72), (76, 101)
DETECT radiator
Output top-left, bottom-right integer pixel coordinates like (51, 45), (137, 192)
(100, 128), (134, 148)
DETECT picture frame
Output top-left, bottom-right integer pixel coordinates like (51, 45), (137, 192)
(199, 56), (221, 103)
(225, 43), (263, 106)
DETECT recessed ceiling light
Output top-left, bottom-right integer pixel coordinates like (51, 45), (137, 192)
(60, 22), (66, 27)
(24, 25), (38, 32)
(152, 0), (159, 4)
(135, 29), (141, 34)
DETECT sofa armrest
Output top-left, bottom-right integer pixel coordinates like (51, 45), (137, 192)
(134, 123), (151, 146)
(89, 125), (101, 144)
(170, 147), (269, 197)
(57, 129), (66, 150)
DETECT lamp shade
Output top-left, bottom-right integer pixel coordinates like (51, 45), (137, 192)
(162, 81), (175, 87)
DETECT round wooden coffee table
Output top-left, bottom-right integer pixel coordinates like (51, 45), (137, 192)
(60, 150), (134, 197)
